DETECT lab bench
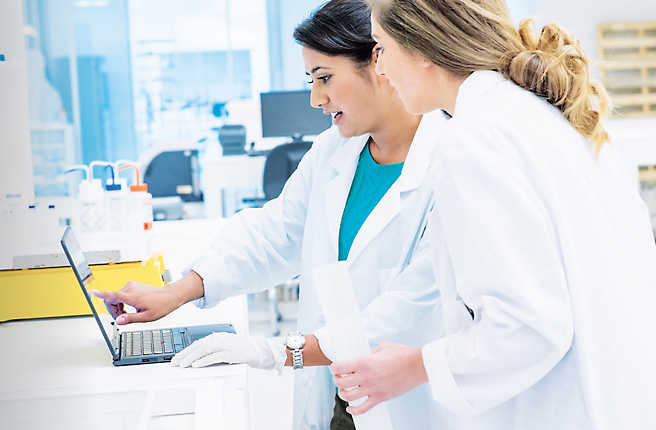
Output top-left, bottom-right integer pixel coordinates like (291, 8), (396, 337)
(0, 218), (252, 430)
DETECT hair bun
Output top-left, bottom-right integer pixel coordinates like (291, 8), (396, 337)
(507, 20), (610, 153)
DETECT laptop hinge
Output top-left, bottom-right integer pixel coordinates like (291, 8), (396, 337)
(111, 322), (121, 355)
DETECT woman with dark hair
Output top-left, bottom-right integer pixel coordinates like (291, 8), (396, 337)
(94, 0), (447, 428)
(331, 0), (656, 428)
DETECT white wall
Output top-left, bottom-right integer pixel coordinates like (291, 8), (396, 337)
(534, 0), (656, 65)
(269, 0), (325, 91)
(506, 0), (536, 26)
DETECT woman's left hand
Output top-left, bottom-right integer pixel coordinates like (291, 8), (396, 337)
(331, 343), (429, 415)
(172, 332), (287, 374)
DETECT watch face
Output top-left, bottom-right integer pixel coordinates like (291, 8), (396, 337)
(286, 333), (305, 349)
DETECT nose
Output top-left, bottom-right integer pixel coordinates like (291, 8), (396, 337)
(310, 84), (328, 108)
(375, 53), (385, 77)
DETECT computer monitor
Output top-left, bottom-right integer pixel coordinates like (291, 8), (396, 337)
(260, 90), (332, 142)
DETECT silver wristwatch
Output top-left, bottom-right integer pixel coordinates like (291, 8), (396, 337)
(285, 332), (305, 370)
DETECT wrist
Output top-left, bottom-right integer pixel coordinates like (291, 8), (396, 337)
(285, 332), (306, 370)
(165, 271), (205, 309)
(411, 346), (429, 385)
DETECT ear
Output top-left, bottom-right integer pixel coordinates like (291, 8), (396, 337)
(420, 55), (433, 69)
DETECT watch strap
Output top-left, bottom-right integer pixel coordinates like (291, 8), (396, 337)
(291, 348), (304, 369)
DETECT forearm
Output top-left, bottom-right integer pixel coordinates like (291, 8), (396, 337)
(166, 271), (205, 308)
(284, 335), (331, 367)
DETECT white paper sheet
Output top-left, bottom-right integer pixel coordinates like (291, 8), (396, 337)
(312, 262), (394, 430)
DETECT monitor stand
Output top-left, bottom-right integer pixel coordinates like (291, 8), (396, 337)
(290, 134), (312, 145)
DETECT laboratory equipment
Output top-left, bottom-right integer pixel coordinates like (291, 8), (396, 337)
(65, 164), (105, 233)
(218, 124), (247, 155)
(117, 163), (154, 233)
(143, 149), (202, 203)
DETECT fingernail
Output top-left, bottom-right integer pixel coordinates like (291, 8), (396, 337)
(117, 315), (126, 325)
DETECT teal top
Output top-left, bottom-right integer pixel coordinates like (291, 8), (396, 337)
(338, 141), (404, 261)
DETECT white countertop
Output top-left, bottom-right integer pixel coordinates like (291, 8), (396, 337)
(0, 218), (251, 430)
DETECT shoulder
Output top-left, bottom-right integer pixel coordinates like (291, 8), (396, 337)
(439, 79), (579, 161)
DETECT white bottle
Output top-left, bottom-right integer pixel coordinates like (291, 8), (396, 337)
(116, 163), (154, 234)
(104, 177), (130, 235)
(77, 179), (105, 233)
(65, 164), (105, 234)
(129, 184), (153, 234)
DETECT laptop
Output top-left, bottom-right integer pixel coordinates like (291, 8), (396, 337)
(60, 226), (236, 366)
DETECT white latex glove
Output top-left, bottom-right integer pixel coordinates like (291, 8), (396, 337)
(171, 332), (287, 374)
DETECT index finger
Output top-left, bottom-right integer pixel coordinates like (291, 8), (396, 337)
(92, 289), (130, 305)
(330, 356), (362, 377)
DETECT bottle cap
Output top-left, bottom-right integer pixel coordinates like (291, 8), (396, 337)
(130, 184), (148, 192)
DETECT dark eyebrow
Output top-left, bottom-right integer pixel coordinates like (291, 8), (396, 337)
(306, 66), (327, 75)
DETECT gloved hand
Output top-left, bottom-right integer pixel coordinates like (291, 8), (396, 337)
(171, 332), (287, 374)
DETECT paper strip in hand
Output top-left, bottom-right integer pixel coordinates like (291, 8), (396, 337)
(312, 262), (394, 430)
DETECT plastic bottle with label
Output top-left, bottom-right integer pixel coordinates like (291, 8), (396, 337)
(104, 177), (130, 235)
(65, 164), (104, 234)
(117, 163), (153, 233)
(91, 161), (129, 235)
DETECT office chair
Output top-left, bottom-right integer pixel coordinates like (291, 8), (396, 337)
(244, 140), (312, 206)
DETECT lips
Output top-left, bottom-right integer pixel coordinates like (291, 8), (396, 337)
(332, 111), (343, 124)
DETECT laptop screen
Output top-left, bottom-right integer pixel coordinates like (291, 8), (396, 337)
(61, 227), (120, 360)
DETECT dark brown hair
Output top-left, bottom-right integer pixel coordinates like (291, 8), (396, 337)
(294, 0), (378, 68)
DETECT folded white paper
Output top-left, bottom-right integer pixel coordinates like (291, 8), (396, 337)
(312, 262), (394, 430)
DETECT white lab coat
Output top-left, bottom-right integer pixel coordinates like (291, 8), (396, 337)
(423, 71), (656, 429)
(187, 110), (449, 430)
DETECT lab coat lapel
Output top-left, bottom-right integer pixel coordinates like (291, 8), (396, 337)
(346, 110), (445, 263)
(324, 134), (370, 257)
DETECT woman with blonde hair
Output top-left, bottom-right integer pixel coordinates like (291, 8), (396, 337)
(331, 1), (656, 428)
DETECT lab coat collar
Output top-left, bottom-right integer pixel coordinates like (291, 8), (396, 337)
(324, 132), (370, 258)
(397, 109), (446, 192)
(346, 110), (445, 264)
(454, 70), (506, 117)
(328, 131), (369, 175)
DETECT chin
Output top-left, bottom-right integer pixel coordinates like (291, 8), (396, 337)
(336, 125), (356, 139)
(400, 98), (424, 116)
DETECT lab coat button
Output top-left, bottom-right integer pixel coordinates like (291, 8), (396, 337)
(318, 314), (325, 323)
(300, 374), (309, 385)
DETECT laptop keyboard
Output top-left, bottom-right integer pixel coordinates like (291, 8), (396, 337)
(123, 329), (184, 357)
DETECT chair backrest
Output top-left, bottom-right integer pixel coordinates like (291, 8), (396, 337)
(143, 149), (202, 202)
(262, 141), (312, 200)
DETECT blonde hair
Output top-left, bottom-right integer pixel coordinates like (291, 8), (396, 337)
(369, 0), (611, 154)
